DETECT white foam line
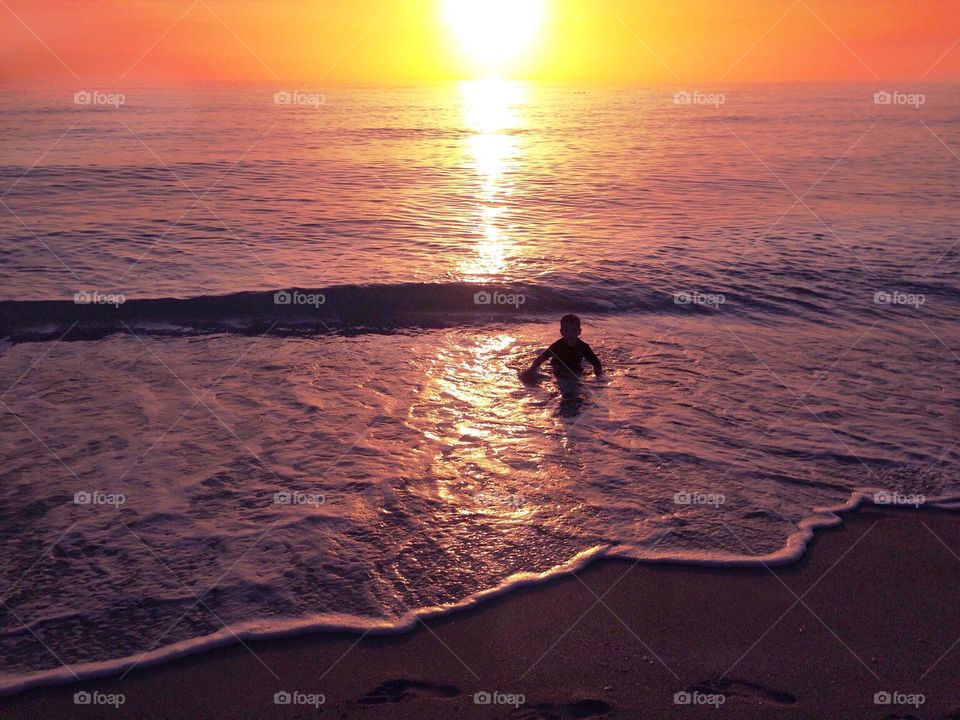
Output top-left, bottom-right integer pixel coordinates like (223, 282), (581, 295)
(610, 489), (960, 567)
(0, 546), (609, 696)
(2, 492), (958, 696)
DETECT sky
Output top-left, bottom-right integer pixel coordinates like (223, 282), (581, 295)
(1, 0), (958, 84)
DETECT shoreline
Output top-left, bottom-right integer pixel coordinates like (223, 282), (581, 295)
(2, 491), (955, 698)
(4, 505), (960, 718)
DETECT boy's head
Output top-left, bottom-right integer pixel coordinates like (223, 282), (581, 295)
(559, 314), (582, 342)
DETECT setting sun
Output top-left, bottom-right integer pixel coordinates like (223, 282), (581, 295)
(443, 0), (546, 74)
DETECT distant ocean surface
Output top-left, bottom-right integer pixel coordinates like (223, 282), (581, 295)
(1, 82), (958, 693)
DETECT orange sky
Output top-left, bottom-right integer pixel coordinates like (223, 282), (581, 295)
(1, 0), (958, 84)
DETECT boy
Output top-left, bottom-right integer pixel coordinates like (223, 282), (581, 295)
(523, 314), (602, 380)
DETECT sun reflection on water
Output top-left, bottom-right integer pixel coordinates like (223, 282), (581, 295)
(414, 332), (547, 521)
(415, 82), (565, 527)
(457, 78), (528, 279)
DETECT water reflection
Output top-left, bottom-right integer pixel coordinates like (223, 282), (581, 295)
(412, 82), (589, 522)
(415, 332), (544, 521)
(458, 78), (528, 279)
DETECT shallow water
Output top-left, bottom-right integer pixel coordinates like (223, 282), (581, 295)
(1, 82), (958, 691)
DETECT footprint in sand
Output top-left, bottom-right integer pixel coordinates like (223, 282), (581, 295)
(510, 698), (612, 719)
(688, 677), (797, 705)
(357, 679), (461, 705)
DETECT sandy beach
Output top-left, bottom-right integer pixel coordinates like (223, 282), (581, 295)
(3, 505), (958, 719)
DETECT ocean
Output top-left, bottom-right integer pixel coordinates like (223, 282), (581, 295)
(1, 81), (958, 693)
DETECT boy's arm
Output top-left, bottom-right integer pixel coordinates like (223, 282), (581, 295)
(581, 342), (602, 376)
(529, 347), (553, 369)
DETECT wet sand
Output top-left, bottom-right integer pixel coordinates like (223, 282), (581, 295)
(4, 506), (959, 719)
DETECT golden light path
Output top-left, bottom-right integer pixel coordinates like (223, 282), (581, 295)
(457, 77), (528, 279)
(412, 78), (547, 525)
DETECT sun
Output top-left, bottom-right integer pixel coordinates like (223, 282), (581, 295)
(443, 0), (546, 73)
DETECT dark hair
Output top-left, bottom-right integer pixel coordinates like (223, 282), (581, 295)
(560, 314), (581, 328)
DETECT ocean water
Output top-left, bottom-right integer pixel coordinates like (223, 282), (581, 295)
(1, 82), (959, 693)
